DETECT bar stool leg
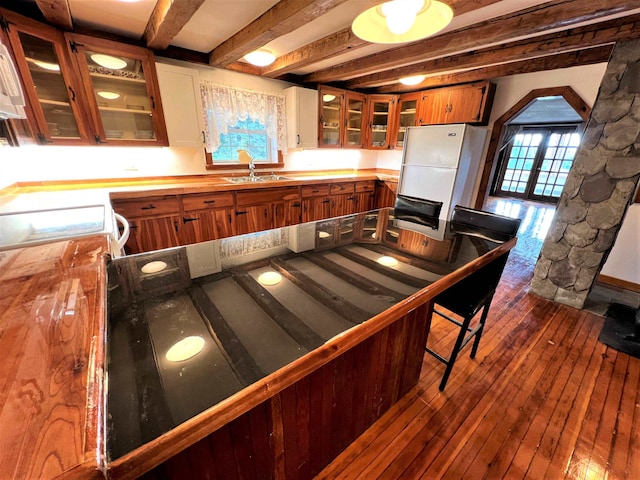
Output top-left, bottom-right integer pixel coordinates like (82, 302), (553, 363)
(470, 298), (493, 359)
(439, 314), (474, 391)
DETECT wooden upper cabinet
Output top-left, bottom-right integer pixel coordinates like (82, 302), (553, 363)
(419, 82), (495, 126)
(318, 86), (344, 148)
(366, 94), (396, 150)
(0, 10), (93, 145)
(66, 33), (168, 146)
(394, 92), (422, 150)
(344, 91), (366, 148)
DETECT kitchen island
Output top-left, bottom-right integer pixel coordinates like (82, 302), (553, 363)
(105, 209), (516, 479)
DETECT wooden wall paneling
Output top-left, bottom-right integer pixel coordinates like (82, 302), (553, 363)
(308, 363), (334, 476)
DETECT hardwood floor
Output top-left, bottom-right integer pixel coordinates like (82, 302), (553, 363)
(316, 197), (640, 480)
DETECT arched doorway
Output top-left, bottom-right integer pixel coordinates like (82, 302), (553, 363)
(474, 86), (591, 209)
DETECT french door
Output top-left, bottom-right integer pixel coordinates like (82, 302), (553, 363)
(494, 126), (581, 203)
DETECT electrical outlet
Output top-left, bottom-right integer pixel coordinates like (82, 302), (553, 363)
(186, 240), (221, 278)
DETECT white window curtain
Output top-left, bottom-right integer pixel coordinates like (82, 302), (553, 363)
(200, 81), (287, 156)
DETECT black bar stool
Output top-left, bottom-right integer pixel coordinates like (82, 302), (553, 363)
(425, 205), (521, 391)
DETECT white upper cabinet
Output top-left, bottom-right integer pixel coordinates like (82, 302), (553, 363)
(285, 86), (317, 149)
(155, 62), (205, 148)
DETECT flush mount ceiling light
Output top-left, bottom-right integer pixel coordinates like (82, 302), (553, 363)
(243, 49), (276, 67)
(90, 53), (127, 70)
(399, 74), (426, 85)
(97, 91), (120, 100)
(322, 94), (336, 102)
(352, 0), (453, 44)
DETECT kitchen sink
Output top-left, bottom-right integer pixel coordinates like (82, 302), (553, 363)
(224, 174), (293, 183)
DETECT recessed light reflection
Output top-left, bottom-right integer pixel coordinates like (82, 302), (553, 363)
(318, 231), (331, 238)
(377, 256), (398, 267)
(97, 90), (120, 99)
(32, 60), (60, 71)
(141, 260), (167, 274)
(322, 94), (336, 102)
(258, 271), (282, 286)
(90, 53), (127, 70)
(166, 336), (205, 362)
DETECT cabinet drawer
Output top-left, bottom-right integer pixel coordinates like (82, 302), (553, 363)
(355, 181), (375, 193)
(183, 192), (234, 211)
(330, 182), (355, 195)
(301, 184), (330, 198)
(236, 187), (300, 206)
(113, 196), (180, 218)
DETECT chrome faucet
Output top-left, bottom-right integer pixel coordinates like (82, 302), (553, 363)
(249, 157), (256, 180)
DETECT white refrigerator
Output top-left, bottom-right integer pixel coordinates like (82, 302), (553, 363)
(397, 124), (488, 221)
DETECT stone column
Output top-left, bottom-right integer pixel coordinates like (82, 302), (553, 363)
(531, 38), (640, 309)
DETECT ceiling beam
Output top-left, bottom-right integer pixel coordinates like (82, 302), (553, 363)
(34, 0), (72, 30)
(304, 0), (639, 84)
(346, 13), (640, 89)
(144, 0), (205, 50)
(209, 0), (350, 68)
(261, 0), (504, 79)
(373, 45), (613, 94)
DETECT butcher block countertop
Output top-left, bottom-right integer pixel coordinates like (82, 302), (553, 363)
(0, 235), (110, 480)
(4, 170), (399, 202)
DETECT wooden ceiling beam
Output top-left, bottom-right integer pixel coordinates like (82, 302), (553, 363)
(209, 0), (350, 68)
(372, 45), (613, 94)
(347, 13), (640, 89)
(304, 0), (639, 84)
(144, 0), (205, 50)
(261, 0), (504, 79)
(34, 0), (72, 30)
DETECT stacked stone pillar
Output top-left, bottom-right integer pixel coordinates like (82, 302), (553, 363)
(531, 38), (640, 308)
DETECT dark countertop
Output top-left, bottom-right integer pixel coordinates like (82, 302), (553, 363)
(106, 208), (515, 466)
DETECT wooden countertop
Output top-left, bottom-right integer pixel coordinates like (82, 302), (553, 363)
(3, 170), (399, 202)
(0, 235), (110, 480)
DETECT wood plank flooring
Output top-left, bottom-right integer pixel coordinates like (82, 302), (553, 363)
(316, 198), (640, 480)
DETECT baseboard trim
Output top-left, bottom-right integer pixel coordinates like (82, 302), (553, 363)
(596, 274), (640, 294)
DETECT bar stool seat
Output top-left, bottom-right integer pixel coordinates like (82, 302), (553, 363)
(425, 205), (521, 391)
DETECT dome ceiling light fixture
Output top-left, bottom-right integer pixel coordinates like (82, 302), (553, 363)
(399, 74), (426, 85)
(90, 53), (127, 70)
(322, 94), (336, 102)
(244, 49), (276, 67)
(352, 0), (453, 44)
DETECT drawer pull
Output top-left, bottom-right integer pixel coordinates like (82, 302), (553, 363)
(141, 205), (157, 210)
(236, 211), (248, 216)
(183, 217), (200, 224)
(203, 199), (217, 204)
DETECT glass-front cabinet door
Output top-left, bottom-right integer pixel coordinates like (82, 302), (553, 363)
(67, 34), (168, 145)
(395, 92), (421, 149)
(319, 86), (344, 147)
(345, 92), (366, 148)
(2, 12), (91, 144)
(366, 94), (396, 150)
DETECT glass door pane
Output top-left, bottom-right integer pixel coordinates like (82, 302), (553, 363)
(18, 32), (81, 140)
(498, 131), (543, 196)
(396, 98), (417, 148)
(84, 50), (156, 141)
(370, 100), (390, 148)
(345, 96), (364, 147)
(321, 92), (342, 146)
(532, 131), (581, 199)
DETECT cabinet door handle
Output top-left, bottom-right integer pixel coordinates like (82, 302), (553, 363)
(68, 86), (76, 102)
(292, 202), (301, 208)
(150, 96), (156, 109)
(183, 217), (199, 224)
(141, 205), (157, 210)
(236, 211), (248, 216)
(297, 134), (300, 145)
(322, 199), (330, 204)
(202, 131), (206, 143)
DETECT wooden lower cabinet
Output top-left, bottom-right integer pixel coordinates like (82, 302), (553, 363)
(302, 196), (331, 222)
(126, 215), (181, 254)
(181, 209), (234, 244)
(375, 180), (398, 208)
(235, 187), (301, 235)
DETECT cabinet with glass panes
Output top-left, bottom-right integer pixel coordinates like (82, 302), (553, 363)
(0, 9), (91, 145)
(318, 86), (343, 147)
(366, 94), (396, 150)
(394, 92), (421, 149)
(345, 91), (366, 148)
(67, 33), (168, 145)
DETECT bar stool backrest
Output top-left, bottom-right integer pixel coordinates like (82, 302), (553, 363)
(394, 194), (443, 220)
(450, 205), (521, 237)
